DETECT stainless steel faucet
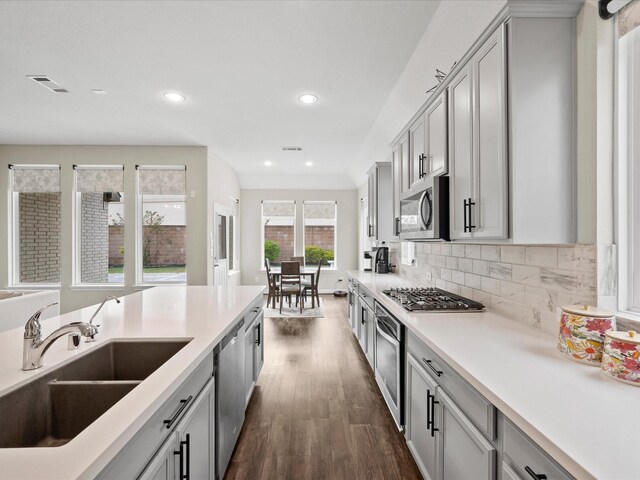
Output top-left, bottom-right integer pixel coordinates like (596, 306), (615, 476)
(86, 296), (120, 342)
(22, 302), (99, 371)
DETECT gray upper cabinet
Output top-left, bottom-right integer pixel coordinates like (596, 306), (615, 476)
(425, 92), (448, 178)
(390, 2), (579, 244)
(449, 24), (507, 241)
(367, 162), (393, 242)
(391, 142), (401, 238)
(409, 114), (426, 190)
(439, 388), (496, 480)
(448, 63), (474, 241)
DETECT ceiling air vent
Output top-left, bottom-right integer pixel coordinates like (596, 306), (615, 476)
(27, 75), (69, 93)
(281, 147), (302, 151)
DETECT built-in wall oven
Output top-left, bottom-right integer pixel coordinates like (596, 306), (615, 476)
(374, 302), (404, 429)
(399, 175), (449, 241)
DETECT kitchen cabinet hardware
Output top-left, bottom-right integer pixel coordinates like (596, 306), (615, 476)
(394, 217), (400, 236)
(418, 153), (425, 179)
(163, 396), (193, 429)
(525, 466), (547, 480)
(427, 389), (440, 437)
(422, 357), (443, 377)
(254, 324), (261, 345)
(173, 433), (190, 479)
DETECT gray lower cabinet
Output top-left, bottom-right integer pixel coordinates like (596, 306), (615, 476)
(502, 418), (573, 480)
(138, 432), (178, 480)
(439, 388), (496, 480)
(253, 311), (264, 380)
(139, 378), (215, 480)
(244, 319), (256, 407)
(406, 353), (440, 480)
(358, 290), (375, 369)
(174, 378), (215, 480)
(501, 462), (523, 480)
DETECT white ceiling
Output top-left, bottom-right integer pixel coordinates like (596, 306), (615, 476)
(0, 1), (440, 189)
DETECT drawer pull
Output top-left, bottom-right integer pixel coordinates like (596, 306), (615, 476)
(163, 395), (193, 429)
(525, 466), (547, 480)
(422, 357), (443, 377)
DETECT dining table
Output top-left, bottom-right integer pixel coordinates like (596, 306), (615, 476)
(268, 266), (318, 308)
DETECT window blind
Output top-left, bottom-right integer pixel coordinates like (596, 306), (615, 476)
(11, 165), (61, 193)
(619, 0), (640, 37)
(75, 165), (124, 193)
(262, 200), (295, 217)
(138, 166), (186, 195)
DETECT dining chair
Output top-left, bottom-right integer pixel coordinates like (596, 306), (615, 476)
(279, 261), (303, 313)
(289, 256), (305, 267)
(265, 259), (280, 309)
(303, 262), (321, 308)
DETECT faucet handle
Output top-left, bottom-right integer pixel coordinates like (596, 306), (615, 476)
(24, 302), (59, 339)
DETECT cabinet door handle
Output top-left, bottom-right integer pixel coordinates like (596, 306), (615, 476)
(174, 437), (188, 479)
(467, 198), (476, 231)
(418, 153), (425, 179)
(395, 217), (400, 236)
(430, 396), (440, 437)
(368, 224), (373, 237)
(426, 388), (433, 430)
(463, 198), (469, 232)
(422, 357), (443, 377)
(184, 433), (190, 480)
(524, 466), (547, 480)
(254, 323), (261, 345)
(163, 395), (193, 429)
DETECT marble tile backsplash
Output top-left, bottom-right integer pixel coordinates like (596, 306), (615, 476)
(394, 243), (600, 335)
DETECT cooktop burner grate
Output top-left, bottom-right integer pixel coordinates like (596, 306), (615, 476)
(382, 287), (485, 312)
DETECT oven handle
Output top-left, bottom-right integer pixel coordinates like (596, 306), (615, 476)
(376, 318), (399, 345)
(418, 190), (428, 229)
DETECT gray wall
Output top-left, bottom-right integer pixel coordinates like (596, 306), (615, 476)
(241, 188), (358, 292)
(0, 145), (208, 313)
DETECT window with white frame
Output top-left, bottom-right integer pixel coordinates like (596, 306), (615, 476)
(261, 200), (295, 267)
(9, 165), (61, 285)
(618, 2), (640, 312)
(137, 166), (187, 284)
(303, 201), (337, 268)
(73, 165), (125, 285)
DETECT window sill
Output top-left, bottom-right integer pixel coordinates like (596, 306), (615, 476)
(133, 283), (185, 290)
(69, 285), (126, 291)
(7, 284), (61, 290)
(615, 310), (640, 327)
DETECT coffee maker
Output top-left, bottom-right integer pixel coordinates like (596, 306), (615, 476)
(374, 246), (390, 274)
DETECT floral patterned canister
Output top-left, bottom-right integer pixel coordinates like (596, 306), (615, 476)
(557, 305), (615, 365)
(602, 330), (640, 386)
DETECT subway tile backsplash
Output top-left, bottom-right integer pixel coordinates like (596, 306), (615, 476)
(393, 243), (599, 335)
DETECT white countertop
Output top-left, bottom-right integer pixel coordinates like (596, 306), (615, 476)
(0, 285), (263, 480)
(348, 270), (637, 480)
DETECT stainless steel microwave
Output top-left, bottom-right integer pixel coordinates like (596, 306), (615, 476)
(399, 176), (449, 241)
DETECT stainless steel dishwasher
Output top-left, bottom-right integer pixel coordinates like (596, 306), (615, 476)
(215, 318), (245, 479)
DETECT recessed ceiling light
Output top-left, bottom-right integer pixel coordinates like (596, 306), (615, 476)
(91, 89), (107, 95)
(264, 160), (272, 167)
(298, 94), (317, 104)
(164, 92), (185, 102)
(305, 161), (313, 166)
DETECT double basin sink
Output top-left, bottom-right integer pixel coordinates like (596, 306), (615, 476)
(0, 339), (189, 448)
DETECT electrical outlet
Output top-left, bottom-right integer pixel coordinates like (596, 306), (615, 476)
(338, 277), (344, 282)
(425, 272), (432, 281)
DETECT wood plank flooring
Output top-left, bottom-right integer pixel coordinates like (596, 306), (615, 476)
(224, 296), (422, 480)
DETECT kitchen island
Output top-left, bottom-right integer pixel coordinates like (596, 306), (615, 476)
(349, 270), (638, 480)
(0, 285), (264, 480)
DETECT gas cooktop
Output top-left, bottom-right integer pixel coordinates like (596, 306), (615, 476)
(382, 287), (485, 312)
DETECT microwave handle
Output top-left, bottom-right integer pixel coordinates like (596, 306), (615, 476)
(418, 191), (428, 229)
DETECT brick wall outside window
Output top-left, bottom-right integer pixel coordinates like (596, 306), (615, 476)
(304, 226), (335, 252)
(264, 225), (294, 263)
(18, 192), (60, 283)
(80, 192), (109, 283)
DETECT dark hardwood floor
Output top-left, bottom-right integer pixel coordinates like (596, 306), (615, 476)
(224, 295), (422, 480)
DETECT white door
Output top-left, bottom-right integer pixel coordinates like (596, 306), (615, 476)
(213, 203), (229, 286)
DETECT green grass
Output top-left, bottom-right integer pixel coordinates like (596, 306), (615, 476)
(108, 265), (186, 274)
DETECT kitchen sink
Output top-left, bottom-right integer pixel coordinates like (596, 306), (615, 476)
(0, 339), (190, 448)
